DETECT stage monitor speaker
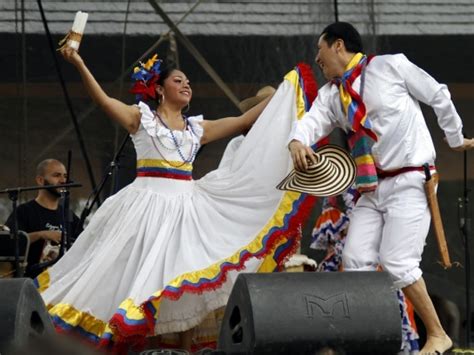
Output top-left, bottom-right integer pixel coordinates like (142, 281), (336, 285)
(0, 278), (55, 353)
(218, 272), (402, 354)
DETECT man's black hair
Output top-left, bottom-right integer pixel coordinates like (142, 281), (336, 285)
(320, 22), (363, 53)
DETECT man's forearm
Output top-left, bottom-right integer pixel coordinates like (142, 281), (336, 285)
(27, 231), (44, 243)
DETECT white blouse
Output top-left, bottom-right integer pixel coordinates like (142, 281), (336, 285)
(291, 53), (464, 170)
(131, 101), (204, 163)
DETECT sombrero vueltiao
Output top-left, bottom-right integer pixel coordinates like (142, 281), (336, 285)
(277, 144), (356, 197)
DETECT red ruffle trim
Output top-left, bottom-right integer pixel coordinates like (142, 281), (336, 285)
(107, 194), (317, 353)
(294, 63), (329, 153)
(296, 62), (318, 104)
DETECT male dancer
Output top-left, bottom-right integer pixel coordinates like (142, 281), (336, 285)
(289, 22), (474, 354)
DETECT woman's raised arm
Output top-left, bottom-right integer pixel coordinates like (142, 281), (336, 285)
(61, 47), (140, 134)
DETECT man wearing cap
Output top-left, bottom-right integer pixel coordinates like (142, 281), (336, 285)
(288, 22), (474, 354)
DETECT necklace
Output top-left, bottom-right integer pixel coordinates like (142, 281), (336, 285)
(155, 111), (187, 146)
(151, 111), (199, 166)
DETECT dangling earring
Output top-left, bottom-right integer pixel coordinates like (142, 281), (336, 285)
(161, 94), (165, 104)
(182, 103), (190, 113)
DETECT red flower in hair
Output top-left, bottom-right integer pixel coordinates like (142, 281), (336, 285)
(130, 54), (162, 102)
(130, 73), (160, 102)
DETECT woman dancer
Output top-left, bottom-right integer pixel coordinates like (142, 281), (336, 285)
(35, 47), (318, 352)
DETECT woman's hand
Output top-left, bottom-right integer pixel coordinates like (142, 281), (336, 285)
(60, 46), (84, 67)
(288, 140), (317, 171)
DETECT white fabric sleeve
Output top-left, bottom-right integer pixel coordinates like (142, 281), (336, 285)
(187, 114), (204, 141)
(134, 101), (157, 137)
(396, 54), (464, 148)
(289, 84), (338, 146)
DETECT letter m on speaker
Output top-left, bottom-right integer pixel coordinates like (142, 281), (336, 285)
(304, 292), (350, 318)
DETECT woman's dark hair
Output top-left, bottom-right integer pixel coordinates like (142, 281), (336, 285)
(155, 63), (178, 106)
(157, 63), (177, 86)
(320, 22), (363, 53)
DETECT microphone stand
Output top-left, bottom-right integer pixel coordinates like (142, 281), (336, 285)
(111, 133), (130, 195)
(76, 133), (130, 235)
(58, 189), (70, 258)
(6, 189), (20, 277)
(64, 150), (73, 251)
(0, 182), (82, 277)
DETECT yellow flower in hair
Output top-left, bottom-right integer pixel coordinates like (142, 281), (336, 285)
(144, 54), (158, 70)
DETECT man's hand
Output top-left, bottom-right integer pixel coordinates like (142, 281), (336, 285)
(42, 230), (62, 244)
(289, 139), (317, 171)
(449, 138), (474, 152)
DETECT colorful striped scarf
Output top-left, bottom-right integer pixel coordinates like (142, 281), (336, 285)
(334, 53), (378, 193)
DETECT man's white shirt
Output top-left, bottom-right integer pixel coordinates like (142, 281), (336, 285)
(291, 54), (464, 171)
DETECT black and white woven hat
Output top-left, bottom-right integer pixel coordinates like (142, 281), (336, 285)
(277, 144), (356, 197)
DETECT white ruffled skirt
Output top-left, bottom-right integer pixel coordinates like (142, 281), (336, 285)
(36, 77), (317, 350)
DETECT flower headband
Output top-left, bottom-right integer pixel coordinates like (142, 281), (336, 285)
(130, 54), (162, 103)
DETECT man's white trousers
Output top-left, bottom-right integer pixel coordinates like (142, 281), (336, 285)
(343, 171), (432, 289)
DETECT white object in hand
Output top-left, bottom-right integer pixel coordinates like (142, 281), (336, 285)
(68, 11), (88, 50)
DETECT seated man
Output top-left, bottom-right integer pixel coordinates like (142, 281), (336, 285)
(4, 159), (81, 278)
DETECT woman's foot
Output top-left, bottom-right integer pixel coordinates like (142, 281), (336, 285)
(420, 333), (453, 354)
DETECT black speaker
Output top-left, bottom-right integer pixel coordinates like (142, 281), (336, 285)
(218, 272), (402, 354)
(0, 278), (55, 353)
